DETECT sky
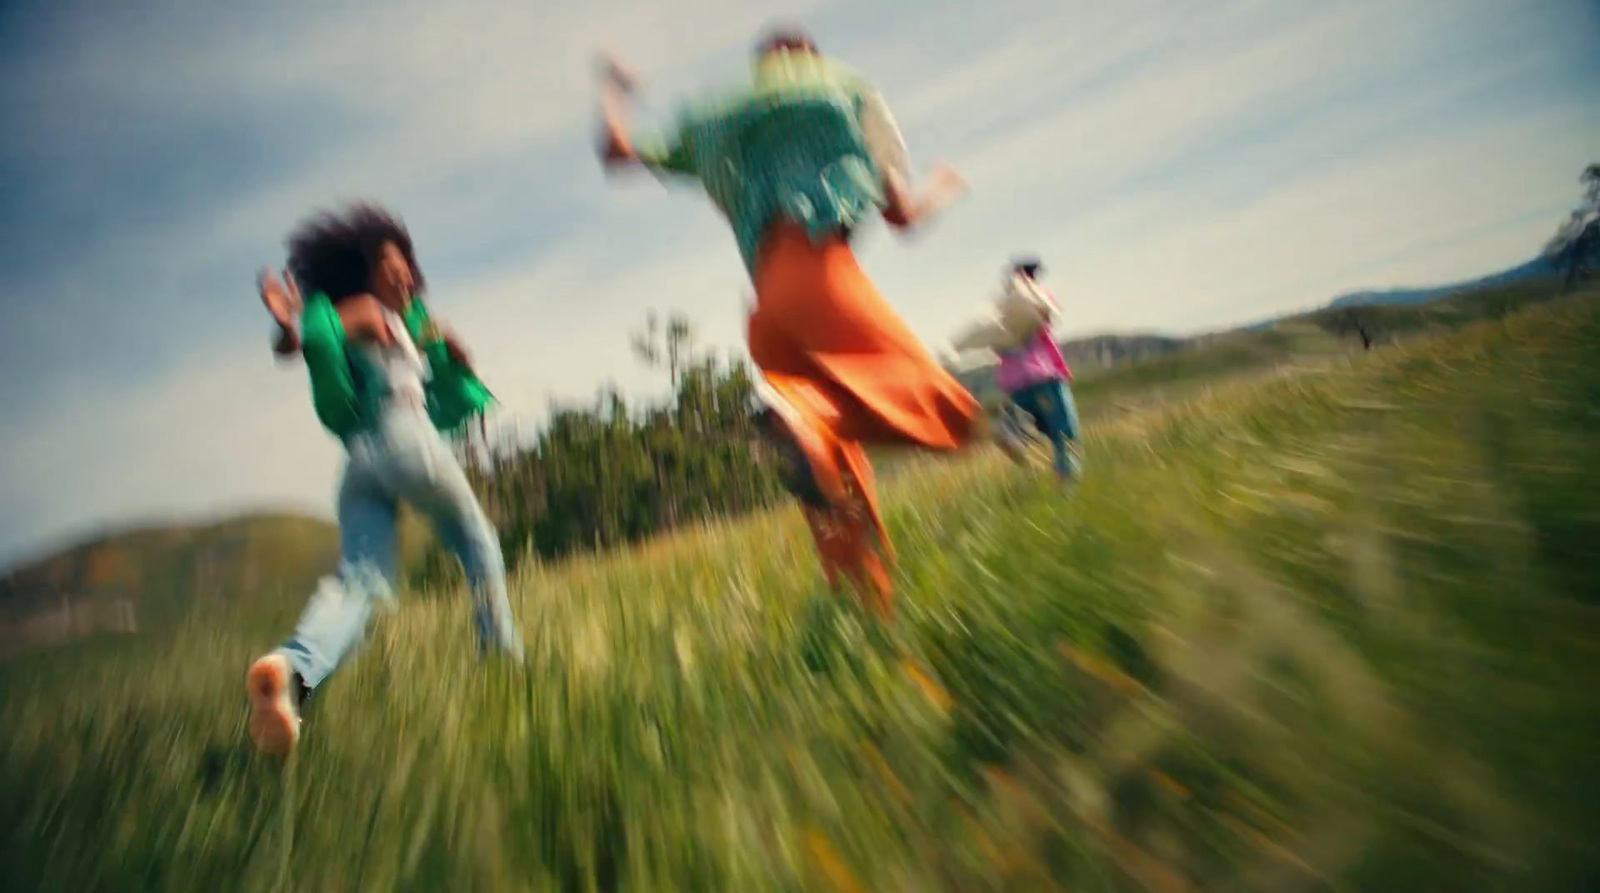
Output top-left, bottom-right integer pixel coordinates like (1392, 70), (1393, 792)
(0, 0), (1596, 567)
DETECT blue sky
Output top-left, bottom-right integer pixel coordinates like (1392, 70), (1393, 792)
(0, 0), (1596, 566)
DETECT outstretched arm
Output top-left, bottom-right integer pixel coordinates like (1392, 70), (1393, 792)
(596, 54), (645, 169)
(858, 86), (968, 231)
(950, 316), (1012, 355)
(599, 86), (641, 168)
(882, 163), (969, 231)
(595, 52), (698, 178)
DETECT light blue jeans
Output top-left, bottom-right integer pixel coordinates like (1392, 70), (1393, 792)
(277, 405), (523, 692)
(1008, 379), (1083, 479)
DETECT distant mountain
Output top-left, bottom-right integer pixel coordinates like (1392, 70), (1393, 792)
(0, 504), (463, 659)
(1328, 255), (1561, 309)
(0, 514), (339, 658)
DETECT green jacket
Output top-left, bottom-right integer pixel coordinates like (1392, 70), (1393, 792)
(299, 293), (494, 441)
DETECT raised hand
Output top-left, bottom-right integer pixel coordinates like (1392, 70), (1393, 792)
(595, 52), (644, 168)
(594, 51), (639, 95)
(259, 267), (303, 356)
(920, 162), (969, 213)
(259, 268), (303, 328)
(883, 161), (970, 231)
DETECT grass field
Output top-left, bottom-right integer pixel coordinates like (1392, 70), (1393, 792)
(2, 291), (1598, 892)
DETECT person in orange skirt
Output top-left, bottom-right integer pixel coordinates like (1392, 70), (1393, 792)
(595, 29), (980, 619)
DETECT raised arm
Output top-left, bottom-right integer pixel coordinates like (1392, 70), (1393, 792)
(882, 163), (969, 231)
(950, 317), (1012, 355)
(595, 52), (699, 179)
(596, 53), (646, 169)
(858, 87), (968, 230)
(599, 87), (641, 167)
(259, 268), (304, 358)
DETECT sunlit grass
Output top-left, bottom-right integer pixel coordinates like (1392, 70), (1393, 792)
(2, 291), (1597, 891)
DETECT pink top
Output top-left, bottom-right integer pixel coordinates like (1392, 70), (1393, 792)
(996, 326), (1072, 393)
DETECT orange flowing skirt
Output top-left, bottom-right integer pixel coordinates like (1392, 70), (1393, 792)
(748, 222), (982, 616)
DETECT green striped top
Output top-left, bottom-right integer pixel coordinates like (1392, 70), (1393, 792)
(299, 294), (494, 442)
(635, 52), (911, 275)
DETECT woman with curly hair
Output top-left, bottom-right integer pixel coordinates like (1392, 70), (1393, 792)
(594, 28), (981, 620)
(246, 203), (522, 757)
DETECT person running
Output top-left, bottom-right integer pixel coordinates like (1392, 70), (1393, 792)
(246, 203), (523, 757)
(594, 28), (981, 619)
(953, 257), (1082, 480)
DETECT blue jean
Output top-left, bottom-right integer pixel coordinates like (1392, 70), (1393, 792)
(1008, 379), (1082, 477)
(277, 405), (523, 691)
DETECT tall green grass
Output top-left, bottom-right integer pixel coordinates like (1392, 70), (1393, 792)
(2, 293), (1597, 891)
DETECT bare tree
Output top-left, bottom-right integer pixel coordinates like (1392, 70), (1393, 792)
(1332, 307), (1379, 350)
(1544, 163), (1600, 292)
(631, 310), (699, 389)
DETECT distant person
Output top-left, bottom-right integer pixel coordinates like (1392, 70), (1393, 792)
(246, 203), (522, 757)
(953, 258), (1082, 481)
(594, 28), (981, 619)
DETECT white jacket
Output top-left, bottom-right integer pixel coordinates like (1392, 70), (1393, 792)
(951, 273), (1058, 354)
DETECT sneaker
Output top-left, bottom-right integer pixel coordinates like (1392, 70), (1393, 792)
(246, 653), (303, 757)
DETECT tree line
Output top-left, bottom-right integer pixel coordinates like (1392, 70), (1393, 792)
(409, 311), (786, 587)
(1544, 162), (1600, 290)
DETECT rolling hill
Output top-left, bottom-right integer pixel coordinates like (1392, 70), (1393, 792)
(0, 514), (340, 658)
(1327, 253), (1560, 308)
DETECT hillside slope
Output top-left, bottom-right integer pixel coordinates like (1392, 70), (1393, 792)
(2, 291), (1596, 891)
(0, 514), (339, 657)
(0, 504), (463, 660)
(1328, 255), (1560, 308)
(957, 277), (1563, 406)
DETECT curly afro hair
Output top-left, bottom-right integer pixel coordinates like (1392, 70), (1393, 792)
(285, 202), (425, 303)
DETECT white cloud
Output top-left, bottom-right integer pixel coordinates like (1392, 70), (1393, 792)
(838, 0), (1600, 341)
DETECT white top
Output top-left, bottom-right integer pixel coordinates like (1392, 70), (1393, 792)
(994, 272), (1058, 344)
(951, 273), (1059, 355)
(354, 307), (430, 410)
